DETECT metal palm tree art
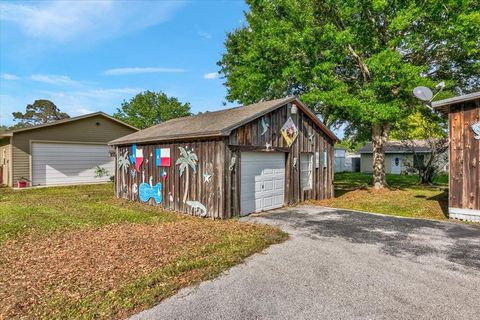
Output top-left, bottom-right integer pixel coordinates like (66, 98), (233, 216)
(176, 146), (198, 203)
(117, 151), (131, 193)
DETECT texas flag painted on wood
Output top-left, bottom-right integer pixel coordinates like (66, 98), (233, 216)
(130, 144), (144, 172)
(134, 147), (144, 172)
(156, 148), (171, 167)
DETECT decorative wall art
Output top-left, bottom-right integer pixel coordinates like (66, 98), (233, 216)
(130, 169), (136, 179)
(129, 144), (136, 164)
(203, 171), (212, 183)
(169, 192), (174, 202)
(117, 151), (131, 194)
(161, 169), (168, 180)
(308, 133), (315, 143)
(471, 121), (480, 139)
(156, 148), (171, 166)
(139, 176), (162, 204)
(260, 117), (270, 135)
(281, 117), (299, 147)
(176, 147), (198, 203)
(132, 183), (138, 194)
(293, 157), (297, 169)
(229, 156), (237, 171)
(265, 142), (272, 150)
(129, 144), (144, 171)
(186, 200), (207, 217)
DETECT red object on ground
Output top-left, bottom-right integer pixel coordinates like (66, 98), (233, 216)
(17, 181), (27, 188)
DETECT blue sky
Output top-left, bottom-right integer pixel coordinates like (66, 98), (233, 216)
(0, 0), (249, 127)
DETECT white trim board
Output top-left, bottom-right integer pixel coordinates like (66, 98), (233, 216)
(449, 207), (480, 222)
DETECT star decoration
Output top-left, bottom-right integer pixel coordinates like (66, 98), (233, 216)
(203, 171), (212, 183)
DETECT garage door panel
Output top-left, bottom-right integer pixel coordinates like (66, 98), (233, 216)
(274, 179), (284, 190)
(240, 152), (285, 215)
(263, 180), (274, 191)
(263, 196), (273, 208)
(32, 143), (114, 186)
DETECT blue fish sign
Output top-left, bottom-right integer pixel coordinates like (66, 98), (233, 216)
(139, 176), (162, 204)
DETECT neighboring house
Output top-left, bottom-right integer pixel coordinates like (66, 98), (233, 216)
(0, 112), (138, 187)
(432, 91), (480, 222)
(359, 140), (447, 174)
(110, 97), (338, 219)
(334, 147), (360, 172)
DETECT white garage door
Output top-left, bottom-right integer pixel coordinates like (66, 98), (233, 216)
(240, 152), (285, 215)
(32, 142), (114, 186)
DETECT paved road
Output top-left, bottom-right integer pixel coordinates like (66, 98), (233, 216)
(132, 206), (480, 320)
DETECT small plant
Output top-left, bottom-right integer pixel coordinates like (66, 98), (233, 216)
(94, 166), (111, 179)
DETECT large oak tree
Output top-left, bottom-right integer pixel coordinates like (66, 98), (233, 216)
(11, 100), (69, 129)
(218, 0), (479, 188)
(114, 91), (191, 129)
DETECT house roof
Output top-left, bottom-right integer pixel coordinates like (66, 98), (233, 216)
(359, 140), (433, 154)
(109, 97), (338, 145)
(432, 91), (480, 114)
(1, 112), (138, 137)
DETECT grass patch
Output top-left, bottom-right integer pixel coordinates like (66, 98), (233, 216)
(0, 184), (287, 319)
(0, 184), (179, 243)
(314, 172), (449, 220)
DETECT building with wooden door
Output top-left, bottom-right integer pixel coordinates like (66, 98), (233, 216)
(432, 92), (480, 222)
(109, 97), (338, 218)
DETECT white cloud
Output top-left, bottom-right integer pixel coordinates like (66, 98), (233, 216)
(29, 74), (80, 86)
(197, 30), (212, 39)
(104, 67), (187, 76)
(0, 87), (142, 126)
(40, 87), (143, 116)
(0, 1), (185, 43)
(1, 73), (20, 80)
(76, 108), (94, 115)
(203, 72), (219, 80)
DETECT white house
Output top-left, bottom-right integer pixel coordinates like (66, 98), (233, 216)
(359, 140), (447, 174)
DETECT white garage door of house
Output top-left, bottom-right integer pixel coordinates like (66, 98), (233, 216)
(32, 142), (114, 186)
(240, 152), (285, 216)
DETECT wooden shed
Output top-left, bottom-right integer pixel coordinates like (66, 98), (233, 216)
(432, 92), (480, 222)
(109, 97), (338, 218)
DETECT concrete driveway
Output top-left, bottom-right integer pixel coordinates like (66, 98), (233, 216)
(132, 206), (480, 320)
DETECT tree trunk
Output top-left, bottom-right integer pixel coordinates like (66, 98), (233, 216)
(419, 153), (436, 184)
(183, 169), (189, 203)
(122, 169), (126, 198)
(371, 122), (390, 189)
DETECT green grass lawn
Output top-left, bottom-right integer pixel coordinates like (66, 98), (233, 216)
(0, 184), (286, 319)
(316, 172), (449, 220)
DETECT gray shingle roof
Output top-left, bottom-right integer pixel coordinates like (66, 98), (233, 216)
(359, 140), (433, 154)
(110, 97), (338, 145)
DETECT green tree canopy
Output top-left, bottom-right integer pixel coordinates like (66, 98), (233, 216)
(114, 91), (191, 129)
(218, 0), (479, 188)
(11, 100), (69, 129)
(390, 109), (448, 141)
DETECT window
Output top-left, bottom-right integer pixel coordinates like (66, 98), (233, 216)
(300, 153), (313, 190)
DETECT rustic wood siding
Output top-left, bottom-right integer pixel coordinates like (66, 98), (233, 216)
(115, 139), (226, 219)
(10, 115), (136, 186)
(227, 103), (335, 215)
(449, 100), (480, 211)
